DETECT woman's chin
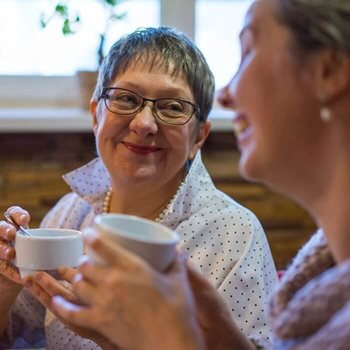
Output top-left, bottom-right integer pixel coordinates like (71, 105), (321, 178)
(109, 164), (159, 186)
(126, 170), (159, 184)
(238, 152), (264, 183)
(239, 152), (287, 195)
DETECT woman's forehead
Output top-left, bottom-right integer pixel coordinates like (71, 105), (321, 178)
(113, 55), (191, 91)
(110, 57), (194, 99)
(245, 0), (273, 25)
(120, 53), (182, 77)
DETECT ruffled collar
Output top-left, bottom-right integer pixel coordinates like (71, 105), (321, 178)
(63, 151), (215, 221)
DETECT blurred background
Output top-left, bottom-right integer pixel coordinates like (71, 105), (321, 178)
(0, 0), (315, 269)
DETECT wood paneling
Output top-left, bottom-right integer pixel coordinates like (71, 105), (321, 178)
(0, 132), (315, 269)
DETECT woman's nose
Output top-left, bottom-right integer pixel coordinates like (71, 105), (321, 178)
(217, 78), (237, 110)
(129, 103), (158, 135)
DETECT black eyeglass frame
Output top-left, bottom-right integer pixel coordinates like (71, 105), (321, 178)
(99, 87), (201, 126)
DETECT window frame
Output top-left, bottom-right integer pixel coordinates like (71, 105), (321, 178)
(0, 0), (237, 132)
(0, 0), (196, 107)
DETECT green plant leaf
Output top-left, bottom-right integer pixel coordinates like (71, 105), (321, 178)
(62, 18), (74, 35)
(41, 0), (127, 67)
(110, 12), (126, 21)
(104, 0), (120, 6)
(39, 17), (47, 29)
(55, 4), (69, 17)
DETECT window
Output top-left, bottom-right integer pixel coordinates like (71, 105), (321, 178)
(0, 0), (159, 75)
(0, 0), (252, 112)
(196, 0), (253, 89)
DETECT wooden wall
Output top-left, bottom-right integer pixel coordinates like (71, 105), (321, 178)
(0, 132), (315, 269)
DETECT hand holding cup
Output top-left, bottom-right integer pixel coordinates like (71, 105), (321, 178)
(0, 206), (30, 286)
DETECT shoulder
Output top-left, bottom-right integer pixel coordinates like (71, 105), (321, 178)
(196, 191), (264, 236)
(178, 192), (268, 257)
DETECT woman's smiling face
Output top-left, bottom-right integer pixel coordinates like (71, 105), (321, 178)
(218, 0), (325, 191)
(91, 58), (210, 190)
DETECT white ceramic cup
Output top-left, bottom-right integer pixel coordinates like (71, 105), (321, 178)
(14, 228), (84, 278)
(93, 214), (180, 271)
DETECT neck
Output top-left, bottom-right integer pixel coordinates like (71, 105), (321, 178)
(297, 122), (350, 264)
(106, 172), (185, 221)
(310, 158), (350, 264)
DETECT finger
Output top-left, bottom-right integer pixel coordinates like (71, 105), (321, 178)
(187, 262), (213, 290)
(165, 251), (188, 275)
(0, 241), (15, 261)
(0, 221), (17, 241)
(52, 296), (96, 329)
(25, 279), (52, 308)
(32, 272), (77, 302)
(186, 262), (223, 313)
(0, 260), (22, 284)
(57, 266), (79, 283)
(71, 273), (98, 306)
(7, 206), (30, 228)
(84, 229), (141, 268)
(77, 256), (108, 285)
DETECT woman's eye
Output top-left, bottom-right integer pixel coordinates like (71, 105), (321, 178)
(168, 103), (183, 112)
(161, 102), (184, 112)
(238, 29), (254, 69)
(118, 94), (137, 103)
(112, 94), (139, 107)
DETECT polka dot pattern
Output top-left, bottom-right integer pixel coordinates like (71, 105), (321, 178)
(6, 152), (277, 348)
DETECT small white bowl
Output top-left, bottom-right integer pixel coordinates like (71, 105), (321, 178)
(14, 228), (83, 278)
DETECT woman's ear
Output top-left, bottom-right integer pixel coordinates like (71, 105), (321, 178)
(188, 121), (211, 160)
(90, 98), (99, 136)
(314, 49), (350, 101)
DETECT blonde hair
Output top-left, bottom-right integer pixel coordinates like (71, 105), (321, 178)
(276, 0), (350, 53)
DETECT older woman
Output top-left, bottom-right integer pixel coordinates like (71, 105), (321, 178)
(47, 1), (350, 349)
(0, 27), (276, 349)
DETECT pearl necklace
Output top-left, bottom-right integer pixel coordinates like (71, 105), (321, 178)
(102, 181), (186, 222)
(102, 187), (113, 214)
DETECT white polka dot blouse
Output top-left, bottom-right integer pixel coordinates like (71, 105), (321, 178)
(4, 152), (277, 349)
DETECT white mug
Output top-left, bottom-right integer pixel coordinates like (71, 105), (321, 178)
(14, 228), (83, 278)
(93, 214), (179, 271)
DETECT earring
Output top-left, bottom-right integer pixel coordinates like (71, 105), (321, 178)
(320, 106), (332, 122)
(319, 94), (332, 122)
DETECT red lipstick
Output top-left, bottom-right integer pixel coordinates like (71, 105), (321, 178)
(122, 141), (161, 155)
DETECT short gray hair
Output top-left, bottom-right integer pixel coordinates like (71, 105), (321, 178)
(276, 0), (350, 53)
(93, 27), (215, 123)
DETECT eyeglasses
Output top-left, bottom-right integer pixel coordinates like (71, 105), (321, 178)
(99, 87), (200, 126)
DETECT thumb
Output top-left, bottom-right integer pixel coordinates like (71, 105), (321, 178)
(187, 262), (213, 290)
(166, 251), (188, 275)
